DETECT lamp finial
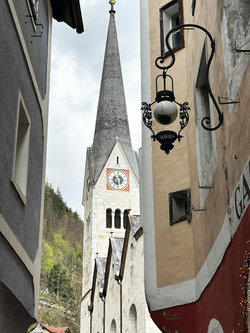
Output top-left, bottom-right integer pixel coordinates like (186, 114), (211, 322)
(109, 0), (116, 13)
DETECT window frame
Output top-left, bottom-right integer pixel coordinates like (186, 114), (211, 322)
(194, 41), (217, 208)
(12, 93), (31, 205)
(169, 189), (191, 225)
(160, 0), (185, 58)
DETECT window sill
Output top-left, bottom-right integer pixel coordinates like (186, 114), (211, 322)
(11, 178), (27, 205)
(161, 42), (185, 59)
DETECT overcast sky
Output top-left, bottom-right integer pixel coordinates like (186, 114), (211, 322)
(46, 0), (141, 219)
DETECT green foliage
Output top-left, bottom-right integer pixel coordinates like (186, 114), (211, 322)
(39, 183), (83, 333)
(41, 242), (55, 273)
(48, 263), (73, 299)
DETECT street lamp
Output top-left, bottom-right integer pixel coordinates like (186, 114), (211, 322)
(141, 24), (224, 154)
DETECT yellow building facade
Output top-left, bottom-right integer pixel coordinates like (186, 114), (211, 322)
(140, 0), (250, 332)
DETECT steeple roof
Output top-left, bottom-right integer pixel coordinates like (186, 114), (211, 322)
(89, 9), (138, 185)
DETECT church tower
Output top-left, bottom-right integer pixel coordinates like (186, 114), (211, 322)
(81, 2), (140, 330)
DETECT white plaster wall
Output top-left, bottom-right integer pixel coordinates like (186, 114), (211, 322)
(92, 288), (105, 333)
(81, 142), (140, 333)
(221, 0), (250, 110)
(93, 232), (161, 333)
(90, 141), (139, 259)
(80, 297), (90, 333)
(104, 259), (121, 333)
(121, 233), (161, 333)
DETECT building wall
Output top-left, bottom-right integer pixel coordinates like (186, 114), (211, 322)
(82, 142), (140, 297)
(81, 142), (140, 332)
(141, 0), (250, 331)
(0, 0), (52, 330)
(141, 0), (195, 303)
(89, 231), (161, 333)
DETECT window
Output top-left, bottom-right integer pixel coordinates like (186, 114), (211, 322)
(160, 0), (184, 57)
(114, 209), (121, 229)
(169, 189), (191, 225)
(195, 42), (217, 207)
(106, 208), (112, 228)
(129, 304), (137, 333)
(123, 210), (129, 229)
(12, 94), (31, 204)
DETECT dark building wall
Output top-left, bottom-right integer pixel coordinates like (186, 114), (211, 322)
(13, 0), (49, 98)
(0, 0), (50, 330)
(0, 235), (34, 314)
(0, 282), (35, 332)
(0, 0), (46, 261)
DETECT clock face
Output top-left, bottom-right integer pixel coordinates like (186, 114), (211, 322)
(107, 169), (129, 190)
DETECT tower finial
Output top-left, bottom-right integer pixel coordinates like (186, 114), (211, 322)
(109, 0), (116, 13)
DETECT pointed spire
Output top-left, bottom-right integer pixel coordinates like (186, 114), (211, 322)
(89, 6), (138, 184)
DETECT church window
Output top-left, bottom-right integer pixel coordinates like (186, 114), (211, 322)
(110, 319), (117, 333)
(123, 209), (129, 229)
(117, 156), (119, 164)
(106, 208), (112, 228)
(114, 209), (121, 228)
(129, 304), (137, 333)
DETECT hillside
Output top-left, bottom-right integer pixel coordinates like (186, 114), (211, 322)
(38, 183), (83, 333)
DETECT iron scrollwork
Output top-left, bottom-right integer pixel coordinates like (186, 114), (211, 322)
(165, 24), (223, 131)
(141, 24), (223, 155)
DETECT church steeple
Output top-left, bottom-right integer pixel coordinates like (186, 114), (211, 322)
(89, 2), (138, 185)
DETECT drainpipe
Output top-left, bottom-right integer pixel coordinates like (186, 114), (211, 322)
(100, 293), (106, 333)
(88, 305), (93, 333)
(115, 275), (122, 333)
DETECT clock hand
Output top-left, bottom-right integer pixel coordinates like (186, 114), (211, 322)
(115, 175), (121, 185)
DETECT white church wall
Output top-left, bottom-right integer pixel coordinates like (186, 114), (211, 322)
(105, 254), (121, 333)
(92, 286), (104, 333)
(91, 141), (140, 259)
(121, 231), (161, 333)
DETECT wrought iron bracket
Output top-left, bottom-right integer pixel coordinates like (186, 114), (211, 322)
(165, 24), (224, 131)
(141, 101), (156, 138)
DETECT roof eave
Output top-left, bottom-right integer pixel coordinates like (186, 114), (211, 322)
(50, 0), (84, 34)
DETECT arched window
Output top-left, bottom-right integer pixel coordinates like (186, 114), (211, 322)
(110, 319), (117, 333)
(106, 208), (112, 228)
(123, 209), (129, 229)
(114, 209), (121, 228)
(129, 304), (137, 333)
